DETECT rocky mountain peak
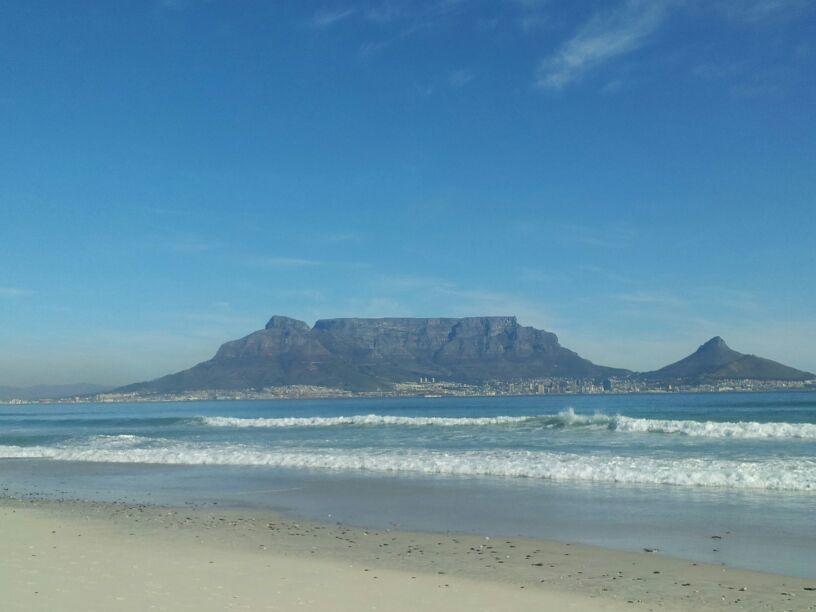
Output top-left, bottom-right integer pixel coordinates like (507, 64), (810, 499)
(265, 316), (311, 332)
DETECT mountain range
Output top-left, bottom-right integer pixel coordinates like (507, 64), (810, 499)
(118, 316), (813, 394)
(120, 316), (627, 394)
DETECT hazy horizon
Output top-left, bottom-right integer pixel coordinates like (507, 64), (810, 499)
(1, 0), (814, 386)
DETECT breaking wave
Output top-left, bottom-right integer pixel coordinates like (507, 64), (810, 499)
(199, 414), (538, 428)
(198, 410), (816, 440)
(612, 416), (816, 439)
(1, 438), (814, 492)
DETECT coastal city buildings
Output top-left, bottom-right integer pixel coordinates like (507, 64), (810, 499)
(3, 376), (814, 405)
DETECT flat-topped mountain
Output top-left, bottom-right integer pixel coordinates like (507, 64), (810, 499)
(640, 337), (813, 383)
(119, 315), (628, 393)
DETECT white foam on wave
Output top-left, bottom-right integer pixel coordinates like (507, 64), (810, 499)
(200, 414), (537, 428)
(198, 409), (816, 440)
(1, 441), (814, 492)
(611, 416), (816, 440)
(88, 434), (156, 447)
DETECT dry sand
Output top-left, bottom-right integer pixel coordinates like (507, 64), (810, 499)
(1, 498), (814, 611)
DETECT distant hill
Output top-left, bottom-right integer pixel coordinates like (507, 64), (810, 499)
(640, 337), (813, 383)
(119, 315), (629, 394)
(0, 383), (112, 401)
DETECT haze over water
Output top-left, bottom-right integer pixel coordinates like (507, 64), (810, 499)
(1, 392), (815, 577)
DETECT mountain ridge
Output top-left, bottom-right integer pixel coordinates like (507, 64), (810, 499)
(115, 319), (814, 395)
(119, 315), (629, 394)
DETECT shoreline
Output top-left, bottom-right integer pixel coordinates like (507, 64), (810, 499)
(2, 496), (814, 611)
(3, 386), (816, 407)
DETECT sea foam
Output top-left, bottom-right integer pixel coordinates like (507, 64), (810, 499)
(198, 410), (816, 440)
(1, 440), (814, 491)
(200, 414), (535, 428)
(611, 416), (816, 439)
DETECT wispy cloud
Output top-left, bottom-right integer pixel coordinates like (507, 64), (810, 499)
(311, 7), (357, 29)
(168, 237), (222, 254)
(517, 267), (559, 284)
(0, 287), (31, 298)
(557, 223), (638, 248)
(534, 0), (812, 91)
(143, 233), (223, 255)
(320, 0), (465, 32)
(277, 288), (326, 302)
(375, 273), (456, 293)
(692, 59), (747, 80)
(693, 52), (807, 99)
(448, 68), (475, 88)
(690, 286), (764, 316)
(245, 256), (323, 269)
(157, 0), (193, 11)
(576, 265), (637, 285)
(511, 0), (551, 33)
(610, 285), (765, 319)
(359, 39), (392, 57)
(320, 231), (361, 243)
(355, 0), (468, 56)
(365, 1), (408, 24)
(370, 274), (556, 329)
(715, 0), (813, 24)
(613, 290), (687, 307)
(433, 286), (557, 330)
(536, 0), (678, 90)
(243, 256), (370, 271)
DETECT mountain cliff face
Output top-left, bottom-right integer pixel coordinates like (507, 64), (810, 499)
(640, 337), (813, 383)
(120, 316), (627, 393)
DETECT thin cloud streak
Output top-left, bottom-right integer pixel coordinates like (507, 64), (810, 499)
(311, 7), (357, 28)
(613, 290), (687, 307)
(370, 273), (557, 330)
(536, 0), (678, 90)
(245, 256), (323, 269)
(715, 0), (813, 23)
(558, 223), (638, 248)
(242, 256), (371, 271)
(0, 287), (32, 298)
(168, 237), (223, 254)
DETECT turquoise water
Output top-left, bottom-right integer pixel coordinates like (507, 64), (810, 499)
(1, 392), (815, 576)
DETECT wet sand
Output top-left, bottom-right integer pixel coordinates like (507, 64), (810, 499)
(1, 498), (815, 611)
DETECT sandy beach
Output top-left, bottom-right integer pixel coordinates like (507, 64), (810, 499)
(1, 498), (814, 611)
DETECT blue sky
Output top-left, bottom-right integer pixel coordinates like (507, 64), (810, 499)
(1, 0), (815, 386)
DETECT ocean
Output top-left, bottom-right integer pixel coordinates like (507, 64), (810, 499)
(1, 392), (815, 577)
